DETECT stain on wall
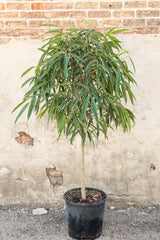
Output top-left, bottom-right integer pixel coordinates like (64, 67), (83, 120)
(15, 132), (34, 146)
(46, 163), (63, 188)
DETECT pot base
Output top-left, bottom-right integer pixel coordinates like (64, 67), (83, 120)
(64, 188), (107, 240)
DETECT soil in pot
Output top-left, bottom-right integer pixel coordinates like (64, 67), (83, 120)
(65, 188), (105, 204)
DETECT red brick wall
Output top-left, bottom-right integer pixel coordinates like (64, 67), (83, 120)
(0, 0), (160, 42)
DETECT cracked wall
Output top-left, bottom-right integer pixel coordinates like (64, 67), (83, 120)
(0, 36), (160, 205)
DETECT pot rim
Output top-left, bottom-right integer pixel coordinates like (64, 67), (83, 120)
(63, 187), (107, 207)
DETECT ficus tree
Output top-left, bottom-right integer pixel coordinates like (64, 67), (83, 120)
(13, 25), (136, 200)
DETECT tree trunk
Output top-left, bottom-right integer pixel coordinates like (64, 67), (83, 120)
(81, 142), (86, 200)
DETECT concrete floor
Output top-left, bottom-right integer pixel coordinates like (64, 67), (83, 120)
(0, 203), (159, 240)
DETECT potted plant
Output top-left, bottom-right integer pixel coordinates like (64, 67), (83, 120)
(13, 25), (136, 239)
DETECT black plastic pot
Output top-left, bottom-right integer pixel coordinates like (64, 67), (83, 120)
(63, 187), (107, 239)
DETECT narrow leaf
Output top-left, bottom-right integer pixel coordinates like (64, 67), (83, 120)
(63, 54), (70, 80)
(21, 66), (35, 78)
(111, 29), (129, 34)
(14, 103), (29, 123)
(81, 19), (93, 27)
(115, 71), (121, 95)
(91, 98), (99, 124)
(12, 100), (26, 113)
(27, 97), (36, 120)
(21, 77), (35, 88)
(81, 95), (90, 120)
(40, 84), (56, 97)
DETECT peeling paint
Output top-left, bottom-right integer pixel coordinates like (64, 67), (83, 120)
(15, 131), (34, 146)
(150, 163), (156, 171)
(46, 163), (63, 188)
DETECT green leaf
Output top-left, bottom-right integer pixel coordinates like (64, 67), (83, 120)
(21, 66), (35, 78)
(115, 71), (121, 95)
(21, 77), (35, 88)
(73, 89), (84, 109)
(81, 19), (93, 27)
(129, 56), (136, 73)
(63, 54), (70, 80)
(111, 29), (129, 34)
(57, 100), (71, 115)
(24, 81), (47, 98)
(127, 87), (136, 104)
(14, 103), (29, 123)
(45, 29), (63, 34)
(40, 84), (56, 97)
(81, 95), (90, 120)
(36, 108), (47, 119)
(57, 116), (66, 139)
(12, 100), (27, 113)
(45, 51), (63, 65)
(91, 98), (99, 124)
(14, 26), (137, 146)
(70, 130), (79, 144)
(27, 97), (36, 120)
(87, 130), (95, 146)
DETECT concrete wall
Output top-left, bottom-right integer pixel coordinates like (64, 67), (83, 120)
(0, 35), (160, 205)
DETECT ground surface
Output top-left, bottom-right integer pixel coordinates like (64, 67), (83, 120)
(0, 201), (159, 240)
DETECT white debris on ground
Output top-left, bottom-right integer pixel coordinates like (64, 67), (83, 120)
(32, 208), (48, 215)
(110, 206), (115, 210)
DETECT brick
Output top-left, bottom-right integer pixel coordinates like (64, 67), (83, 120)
(52, 20), (76, 27)
(123, 19), (145, 26)
(75, 2), (98, 9)
(100, 2), (122, 9)
(137, 10), (159, 17)
(3, 0), (44, 2)
(134, 27), (158, 34)
(55, 2), (74, 9)
(45, 11), (68, 19)
(14, 29), (38, 37)
(88, 11), (111, 18)
(99, 19), (121, 27)
(148, 1), (160, 8)
(0, 3), (5, 10)
(21, 12), (45, 19)
(45, 11), (87, 19)
(124, 1), (147, 8)
(0, 29), (14, 37)
(29, 19), (75, 28)
(31, 3), (55, 10)
(29, 20), (51, 28)
(147, 19), (160, 26)
(6, 3), (30, 10)
(66, 11), (87, 18)
(4, 21), (27, 29)
(113, 10), (135, 18)
(37, 29), (56, 37)
(0, 21), (3, 28)
(0, 12), (19, 19)
(77, 19), (97, 28)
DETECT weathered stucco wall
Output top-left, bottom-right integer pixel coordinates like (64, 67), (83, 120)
(0, 35), (160, 205)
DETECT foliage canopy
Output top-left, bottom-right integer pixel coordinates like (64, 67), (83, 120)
(13, 26), (136, 146)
